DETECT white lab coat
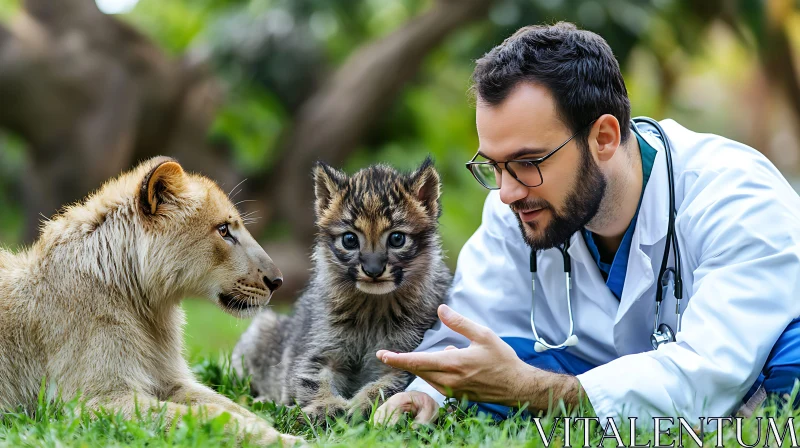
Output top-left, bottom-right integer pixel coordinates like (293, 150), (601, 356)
(406, 119), (800, 423)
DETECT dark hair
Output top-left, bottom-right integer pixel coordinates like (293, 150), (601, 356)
(472, 22), (631, 145)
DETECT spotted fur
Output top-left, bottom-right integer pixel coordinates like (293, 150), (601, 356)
(233, 158), (451, 419)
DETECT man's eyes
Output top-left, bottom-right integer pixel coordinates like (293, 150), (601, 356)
(515, 160), (538, 168)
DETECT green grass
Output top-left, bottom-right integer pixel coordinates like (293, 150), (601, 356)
(181, 298), (293, 360)
(3, 301), (797, 446)
(1, 353), (799, 447)
(3, 353), (800, 448)
(182, 298), (253, 360)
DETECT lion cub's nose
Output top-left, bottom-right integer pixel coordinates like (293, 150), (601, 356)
(263, 275), (283, 292)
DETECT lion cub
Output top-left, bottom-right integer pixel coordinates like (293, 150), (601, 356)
(0, 157), (300, 446)
(233, 159), (451, 420)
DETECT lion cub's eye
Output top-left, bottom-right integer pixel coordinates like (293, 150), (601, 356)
(217, 223), (230, 238)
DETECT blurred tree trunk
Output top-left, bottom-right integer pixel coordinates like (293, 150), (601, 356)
(0, 0), (232, 242)
(248, 0), (496, 247)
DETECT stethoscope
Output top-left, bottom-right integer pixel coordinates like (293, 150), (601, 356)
(529, 117), (683, 353)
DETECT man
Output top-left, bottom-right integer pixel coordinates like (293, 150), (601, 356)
(373, 22), (800, 425)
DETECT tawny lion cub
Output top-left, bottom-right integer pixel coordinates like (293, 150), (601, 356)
(0, 157), (300, 446)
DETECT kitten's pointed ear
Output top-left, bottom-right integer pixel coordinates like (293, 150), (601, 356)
(409, 156), (441, 219)
(139, 157), (186, 215)
(313, 162), (346, 217)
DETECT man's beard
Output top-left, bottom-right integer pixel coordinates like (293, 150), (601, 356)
(511, 143), (606, 251)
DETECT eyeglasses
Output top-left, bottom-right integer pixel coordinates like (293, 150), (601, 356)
(465, 121), (595, 190)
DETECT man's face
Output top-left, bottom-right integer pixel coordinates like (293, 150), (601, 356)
(475, 82), (606, 250)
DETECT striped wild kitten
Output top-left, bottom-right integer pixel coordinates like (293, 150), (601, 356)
(233, 158), (452, 420)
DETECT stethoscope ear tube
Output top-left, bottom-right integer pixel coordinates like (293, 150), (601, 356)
(634, 116), (683, 349)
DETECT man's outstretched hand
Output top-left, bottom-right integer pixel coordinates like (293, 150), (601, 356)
(374, 304), (583, 424)
(377, 305), (541, 407)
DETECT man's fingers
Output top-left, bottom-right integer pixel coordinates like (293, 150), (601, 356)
(413, 404), (438, 425)
(377, 350), (450, 373)
(444, 345), (458, 351)
(412, 396), (439, 425)
(374, 394), (411, 426)
(374, 392), (438, 426)
(438, 304), (493, 343)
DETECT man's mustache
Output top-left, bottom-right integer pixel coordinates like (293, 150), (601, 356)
(510, 198), (551, 214)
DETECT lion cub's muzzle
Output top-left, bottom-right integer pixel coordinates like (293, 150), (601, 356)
(219, 260), (283, 313)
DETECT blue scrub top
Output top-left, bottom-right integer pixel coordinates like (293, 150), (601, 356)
(582, 129), (657, 300)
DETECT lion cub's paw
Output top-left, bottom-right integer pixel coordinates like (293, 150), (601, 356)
(277, 433), (306, 447)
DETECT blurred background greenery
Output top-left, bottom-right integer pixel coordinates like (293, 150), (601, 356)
(1, 0), (800, 357)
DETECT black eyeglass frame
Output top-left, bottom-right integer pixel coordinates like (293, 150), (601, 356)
(465, 120), (597, 190)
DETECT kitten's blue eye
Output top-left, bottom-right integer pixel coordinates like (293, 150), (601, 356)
(388, 232), (405, 248)
(342, 232), (359, 250)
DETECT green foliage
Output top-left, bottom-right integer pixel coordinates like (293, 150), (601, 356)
(0, 132), (25, 247)
(125, 0), (231, 53)
(1, 0), (794, 254)
(0, 0), (17, 21)
(210, 84), (287, 175)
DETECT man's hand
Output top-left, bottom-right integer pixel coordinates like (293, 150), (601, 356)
(373, 391), (439, 426)
(377, 305), (538, 406)
(377, 305), (583, 410)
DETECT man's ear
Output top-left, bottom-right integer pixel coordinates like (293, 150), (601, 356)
(139, 157), (186, 215)
(408, 156), (441, 219)
(593, 114), (622, 162)
(312, 162), (346, 218)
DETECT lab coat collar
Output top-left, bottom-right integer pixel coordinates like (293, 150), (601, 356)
(566, 229), (621, 318)
(633, 124), (670, 247)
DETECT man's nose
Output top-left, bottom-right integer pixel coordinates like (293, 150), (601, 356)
(498, 169), (528, 205)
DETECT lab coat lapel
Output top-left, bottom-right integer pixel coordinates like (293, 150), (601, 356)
(566, 232), (618, 319)
(613, 128), (670, 355)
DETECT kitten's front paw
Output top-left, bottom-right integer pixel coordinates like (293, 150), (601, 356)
(300, 396), (349, 423)
(346, 397), (377, 419)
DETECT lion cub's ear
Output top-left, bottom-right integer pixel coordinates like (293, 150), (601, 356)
(139, 158), (186, 215)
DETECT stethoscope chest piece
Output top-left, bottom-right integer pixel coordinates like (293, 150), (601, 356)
(650, 323), (675, 349)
